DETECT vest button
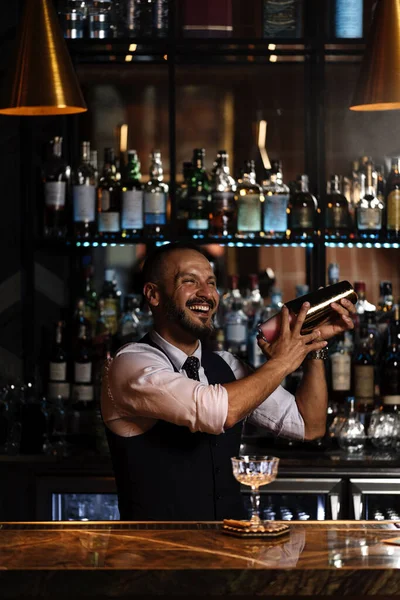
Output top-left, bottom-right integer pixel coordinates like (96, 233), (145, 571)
(215, 467), (221, 474)
(216, 495), (222, 500)
(213, 441), (218, 447)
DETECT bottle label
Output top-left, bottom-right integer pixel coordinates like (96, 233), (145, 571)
(144, 192), (166, 216)
(226, 323), (247, 344)
(291, 206), (314, 229)
(335, 0), (363, 38)
(187, 219), (208, 231)
(72, 384), (94, 403)
(101, 190), (111, 211)
(383, 395), (400, 405)
(263, 194), (289, 233)
(330, 352), (351, 390)
(98, 212), (120, 232)
(327, 206), (348, 228)
(212, 191), (235, 210)
(45, 182), (66, 209)
(122, 190), (143, 229)
(74, 362), (92, 383)
(354, 364), (374, 400)
(357, 207), (382, 229)
(49, 362), (67, 382)
(237, 194), (262, 233)
(47, 381), (70, 400)
(73, 185), (96, 222)
(387, 190), (400, 231)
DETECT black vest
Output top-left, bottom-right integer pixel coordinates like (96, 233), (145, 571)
(106, 336), (245, 521)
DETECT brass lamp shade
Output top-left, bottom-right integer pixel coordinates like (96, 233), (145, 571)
(350, 0), (400, 111)
(0, 0), (87, 115)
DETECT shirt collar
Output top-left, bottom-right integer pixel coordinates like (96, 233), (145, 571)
(150, 330), (202, 371)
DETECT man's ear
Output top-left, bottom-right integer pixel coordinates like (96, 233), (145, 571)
(143, 282), (160, 307)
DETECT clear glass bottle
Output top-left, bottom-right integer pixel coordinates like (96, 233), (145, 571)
(43, 136), (70, 238)
(187, 148), (211, 236)
(385, 158), (400, 240)
(72, 141), (97, 238)
(262, 160), (290, 238)
(356, 160), (384, 238)
(130, 0), (169, 37)
(224, 300), (249, 360)
(337, 396), (366, 454)
(97, 148), (121, 236)
(325, 174), (350, 239)
(288, 174), (318, 240)
(88, 0), (113, 38)
(143, 150), (168, 237)
(118, 295), (142, 346)
(210, 150), (237, 237)
(235, 160), (262, 237)
(121, 149), (143, 237)
(59, 0), (87, 39)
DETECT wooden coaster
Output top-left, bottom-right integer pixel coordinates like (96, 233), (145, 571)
(222, 519), (290, 538)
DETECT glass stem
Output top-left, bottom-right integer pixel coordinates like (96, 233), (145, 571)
(250, 486), (261, 525)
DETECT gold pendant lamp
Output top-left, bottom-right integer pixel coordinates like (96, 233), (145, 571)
(0, 0), (87, 115)
(350, 0), (400, 111)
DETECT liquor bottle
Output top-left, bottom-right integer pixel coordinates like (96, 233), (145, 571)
(143, 150), (168, 236)
(380, 305), (400, 410)
(325, 175), (350, 238)
(334, 0), (363, 38)
(350, 160), (362, 226)
(43, 136), (70, 238)
(377, 280), (394, 345)
(81, 257), (98, 333)
(385, 158), (400, 240)
(121, 149), (143, 237)
(100, 269), (121, 336)
(187, 148), (211, 236)
(243, 274), (264, 326)
(72, 320), (94, 405)
(235, 160), (262, 237)
(220, 274), (243, 316)
(356, 160), (384, 238)
(59, 0), (87, 38)
(329, 334), (352, 404)
(88, 0), (113, 38)
(72, 141), (97, 238)
(353, 324), (375, 412)
(210, 150), (237, 237)
(262, 160), (290, 238)
(176, 161), (192, 235)
(263, 0), (302, 38)
(354, 281), (376, 318)
(224, 299), (249, 359)
(118, 295), (142, 346)
(288, 174), (317, 240)
(90, 150), (99, 185)
(97, 147), (121, 235)
(328, 262), (340, 286)
(47, 321), (70, 402)
(132, 0), (169, 37)
(93, 298), (112, 398)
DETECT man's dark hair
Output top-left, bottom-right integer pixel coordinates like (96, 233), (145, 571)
(141, 242), (206, 286)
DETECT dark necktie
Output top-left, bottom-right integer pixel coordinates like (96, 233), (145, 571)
(183, 356), (200, 381)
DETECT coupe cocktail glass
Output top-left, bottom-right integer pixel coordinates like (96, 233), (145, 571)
(231, 455), (279, 528)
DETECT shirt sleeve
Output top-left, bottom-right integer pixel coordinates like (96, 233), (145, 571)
(215, 351), (305, 441)
(106, 343), (229, 435)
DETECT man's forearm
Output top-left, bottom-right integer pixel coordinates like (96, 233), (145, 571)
(223, 358), (288, 428)
(295, 359), (328, 440)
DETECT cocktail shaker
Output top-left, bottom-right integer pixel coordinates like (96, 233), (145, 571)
(258, 280), (358, 343)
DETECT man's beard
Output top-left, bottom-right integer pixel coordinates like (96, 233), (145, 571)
(163, 294), (215, 340)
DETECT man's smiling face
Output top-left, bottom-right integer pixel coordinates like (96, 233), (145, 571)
(157, 249), (219, 339)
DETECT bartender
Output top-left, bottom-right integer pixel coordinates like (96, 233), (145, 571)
(101, 242), (355, 520)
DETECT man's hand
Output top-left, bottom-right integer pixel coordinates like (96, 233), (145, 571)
(257, 302), (328, 376)
(317, 298), (356, 341)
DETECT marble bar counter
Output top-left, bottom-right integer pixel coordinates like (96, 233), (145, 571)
(2, 521), (400, 598)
